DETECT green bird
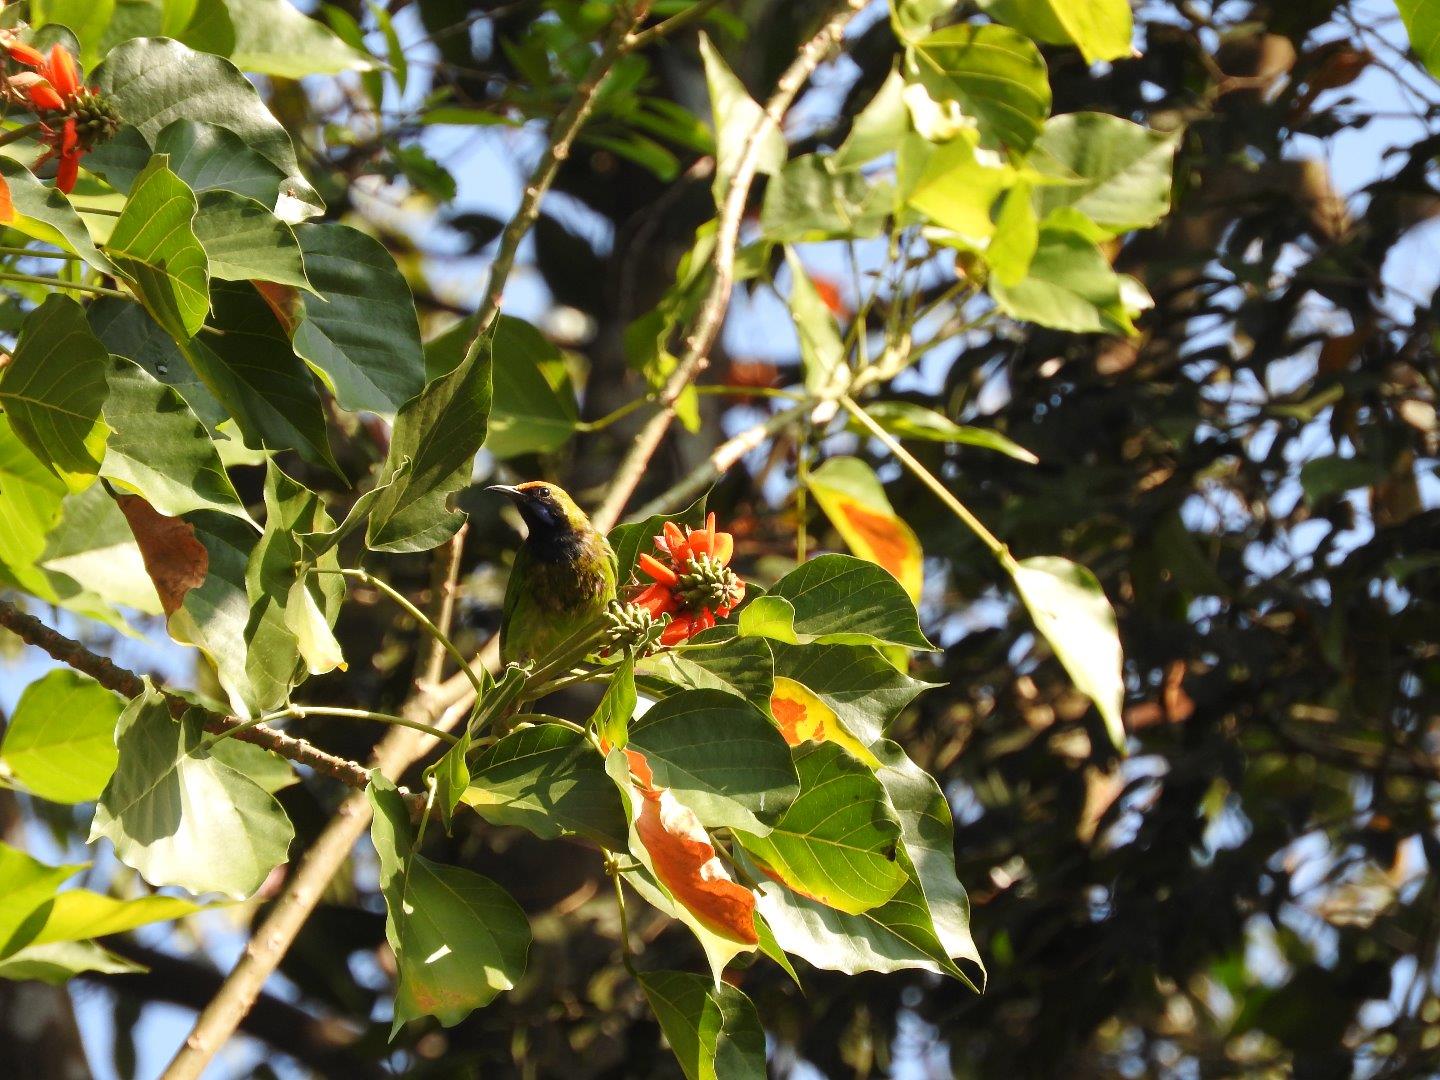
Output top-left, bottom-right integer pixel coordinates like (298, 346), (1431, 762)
(488, 481), (618, 666)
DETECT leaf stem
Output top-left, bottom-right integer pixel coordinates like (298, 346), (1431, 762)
(0, 245), (80, 260)
(0, 269), (126, 297)
(840, 395), (1011, 563)
(622, 0), (726, 52)
(315, 567), (487, 701)
(574, 394), (653, 433)
(200, 705), (459, 751)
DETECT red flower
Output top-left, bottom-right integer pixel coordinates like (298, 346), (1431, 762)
(5, 42), (117, 193)
(634, 513), (746, 646)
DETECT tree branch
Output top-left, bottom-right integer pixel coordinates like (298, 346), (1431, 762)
(0, 599), (377, 791)
(158, 3), (651, 1072)
(590, 0), (866, 533)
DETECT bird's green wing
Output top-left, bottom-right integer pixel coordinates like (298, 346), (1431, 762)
(498, 543), (533, 663)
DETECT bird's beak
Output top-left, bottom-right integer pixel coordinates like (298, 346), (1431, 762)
(485, 484), (524, 500)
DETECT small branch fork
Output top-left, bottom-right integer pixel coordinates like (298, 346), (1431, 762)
(590, 0), (868, 533)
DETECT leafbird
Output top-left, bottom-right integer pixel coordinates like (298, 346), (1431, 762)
(487, 482), (618, 666)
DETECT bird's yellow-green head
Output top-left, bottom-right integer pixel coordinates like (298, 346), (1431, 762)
(486, 481), (594, 542)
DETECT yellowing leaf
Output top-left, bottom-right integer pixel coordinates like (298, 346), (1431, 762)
(284, 577), (345, 674)
(807, 456), (923, 603)
(770, 677), (880, 768)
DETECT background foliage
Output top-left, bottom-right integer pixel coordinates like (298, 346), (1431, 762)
(1, 0), (1438, 1078)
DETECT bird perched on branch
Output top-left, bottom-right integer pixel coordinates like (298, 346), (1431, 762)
(488, 482), (618, 666)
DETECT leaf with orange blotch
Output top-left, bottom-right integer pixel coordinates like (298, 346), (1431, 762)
(0, 175), (13, 224)
(806, 456), (923, 603)
(253, 280), (303, 335)
(736, 742), (907, 915)
(770, 677), (880, 767)
(115, 495), (208, 616)
(605, 750), (759, 981)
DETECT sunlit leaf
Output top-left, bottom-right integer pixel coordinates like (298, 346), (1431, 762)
(906, 24), (1050, 152)
(807, 456), (924, 603)
(625, 689), (798, 834)
(639, 628), (775, 711)
(638, 971), (767, 1080)
(738, 743), (907, 914)
(988, 225), (1135, 334)
(0, 670), (122, 804)
(1029, 113), (1178, 236)
(192, 190), (310, 290)
(106, 156), (210, 341)
(860, 401), (1039, 463)
(769, 676), (879, 767)
(593, 654), (637, 750)
(292, 221), (427, 414)
(784, 247), (849, 398)
(461, 724), (629, 849)
(0, 842), (81, 958)
(980, 0), (1134, 64)
(369, 774), (530, 1031)
(0, 159), (115, 273)
(699, 34), (785, 200)
(222, 0), (377, 78)
(771, 641), (933, 747)
(90, 688), (295, 899)
(0, 295), (110, 491)
(765, 554), (933, 650)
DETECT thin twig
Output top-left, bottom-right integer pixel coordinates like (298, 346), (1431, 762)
(0, 599), (376, 791)
(590, 0), (865, 532)
(422, 522), (468, 688)
(625, 404), (807, 521)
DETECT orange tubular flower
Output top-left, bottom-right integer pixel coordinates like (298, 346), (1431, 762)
(633, 513), (746, 647)
(4, 41), (119, 193)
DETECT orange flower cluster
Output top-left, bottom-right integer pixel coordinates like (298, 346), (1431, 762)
(634, 514), (746, 646)
(6, 42), (118, 193)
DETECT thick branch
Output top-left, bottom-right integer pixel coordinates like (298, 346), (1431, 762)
(0, 599), (375, 790)
(159, 5), (649, 1074)
(590, 0), (866, 533)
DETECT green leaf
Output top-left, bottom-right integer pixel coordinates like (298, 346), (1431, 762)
(94, 37), (324, 219)
(860, 401), (1038, 462)
(907, 23), (1050, 152)
(760, 155), (890, 243)
(904, 131), (1015, 240)
(737, 743), (907, 915)
(158, 510), (296, 718)
(1010, 554), (1126, 750)
(192, 190), (310, 289)
(38, 484), (164, 614)
(987, 178), (1040, 284)
(806, 456), (924, 603)
(1299, 454), (1383, 502)
(0, 158), (116, 273)
(0, 940), (144, 984)
(638, 971), (767, 1080)
(836, 70), (910, 169)
(106, 156), (210, 341)
(593, 655), (637, 750)
(890, 0), (959, 40)
(784, 247), (849, 398)
(699, 33), (785, 200)
(426, 314), (579, 458)
(988, 225), (1134, 334)
(291, 222), (427, 414)
(0, 670), (122, 804)
(366, 332), (493, 552)
(190, 281), (338, 473)
(90, 120), (289, 207)
(30, 0), (115, 66)
(737, 595), (799, 644)
(771, 640), (932, 746)
(460, 724), (629, 849)
(89, 298), (225, 430)
(625, 689), (798, 834)
(31, 890), (208, 945)
(101, 356), (249, 519)
(208, 738), (297, 794)
(221, 0), (377, 78)
(979, 0), (1133, 64)
(871, 740), (983, 980)
(639, 629), (775, 711)
(0, 295), (110, 490)
(369, 774), (531, 1031)
(1400, 0), (1440, 78)
(1029, 113), (1177, 235)
(765, 554), (933, 650)
(0, 842), (81, 957)
(89, 689), (295, 898)
(0, 414), (67, 599)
